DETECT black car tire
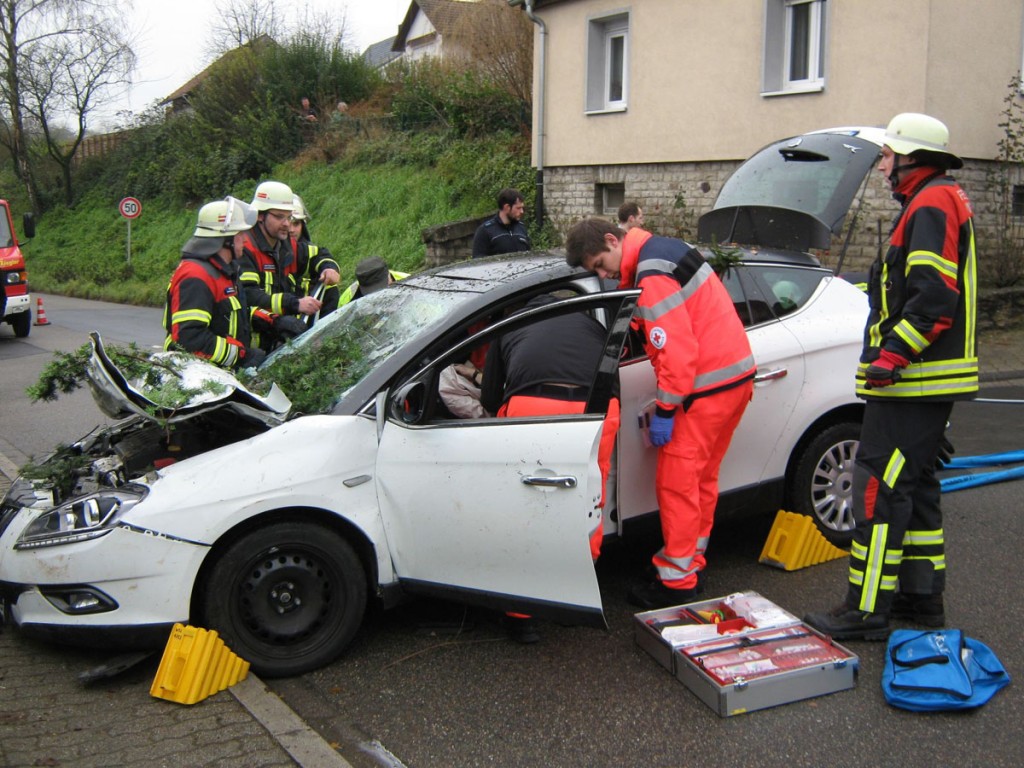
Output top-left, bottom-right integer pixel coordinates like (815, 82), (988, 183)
(11, 309), (30, 338)
(199, 522), (367, 677)
(788, 421), (860, 547)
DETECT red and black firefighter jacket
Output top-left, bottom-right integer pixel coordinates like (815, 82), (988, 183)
(288, 228), (341, 317)
(239, 226), (302, 317)
(288, 222), (340, 298)
(618, 228), (755, 414)
(857, 167), (978, 400)
(164, 247), (254, 369)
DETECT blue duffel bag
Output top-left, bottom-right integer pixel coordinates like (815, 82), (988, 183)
(882, 628), (1010, 711)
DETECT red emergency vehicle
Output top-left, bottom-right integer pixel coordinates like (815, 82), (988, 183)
(0, 199), (35, 338)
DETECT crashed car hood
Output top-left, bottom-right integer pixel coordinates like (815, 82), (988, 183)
(698, 128), (885, 252)
(85, 332), (291, 427)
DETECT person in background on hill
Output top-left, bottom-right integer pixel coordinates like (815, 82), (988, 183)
(299, 97), (317, 122)
(471, 188), (531, 258)
(164, 197), (265, 370)
(617, 201), (645, 232)
(804, 113), (977, 641)
(338, 256), (409, 306)
(287, 194), (341, 320)
(239, 180), (318, 352)
(565, 217), (755, 610)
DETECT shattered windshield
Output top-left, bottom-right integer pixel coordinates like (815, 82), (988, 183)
(246, 283), (473, 414)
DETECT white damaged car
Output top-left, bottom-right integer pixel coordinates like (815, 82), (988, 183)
(0, 128), (883, 676)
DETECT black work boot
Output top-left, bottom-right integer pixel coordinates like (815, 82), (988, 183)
(627, 580), (698, 610)
(890, 593), (945, 627)
(803, 605), (890, 641)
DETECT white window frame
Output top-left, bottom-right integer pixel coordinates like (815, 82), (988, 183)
(762, 0), (827, 96)
(586, 12), (629, 114)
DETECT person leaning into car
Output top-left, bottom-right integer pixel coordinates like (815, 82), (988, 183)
(565, 218), (755, 611)
(164, 197), (266, 371)
(472, 293), (621, 643)
(805, 113), (977, 641)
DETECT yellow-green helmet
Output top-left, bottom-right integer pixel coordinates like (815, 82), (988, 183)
(193, 196), (257, 237)
(884, 113), (963, 169)
(251, 180), (295, 212)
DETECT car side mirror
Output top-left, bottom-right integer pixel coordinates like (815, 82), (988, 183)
(22, 212), (35, 239)
(392, 381), (426, 425)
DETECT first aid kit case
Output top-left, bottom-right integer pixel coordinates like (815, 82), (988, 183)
(634, 591), (858, 717)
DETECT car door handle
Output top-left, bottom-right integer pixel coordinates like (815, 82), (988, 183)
(521, 475), (578, 489)
(754, 367), (788, 383)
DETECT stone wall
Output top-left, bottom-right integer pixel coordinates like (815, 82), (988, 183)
(421, 214), (489, 267)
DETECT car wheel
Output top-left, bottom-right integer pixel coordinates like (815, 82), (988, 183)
(199, 522), (367, 677)
(11, 310), (30, 338)
(788, 421), (860, 546)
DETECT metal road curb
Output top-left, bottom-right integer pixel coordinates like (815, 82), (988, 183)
(230, 674), (354, 767)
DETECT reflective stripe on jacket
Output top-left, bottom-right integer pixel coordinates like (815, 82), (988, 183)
(618, 229), (755, 409)
(163, 253), (250, 368)
(857, 173), (978, 400)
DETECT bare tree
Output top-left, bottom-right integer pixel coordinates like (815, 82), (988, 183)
(0, 0), (135, 211)
(449, 0), (534, 108)
(205, 0), (280, 59)
(24, 17), (134, 205)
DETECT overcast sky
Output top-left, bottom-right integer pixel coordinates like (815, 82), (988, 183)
(94, 0), (407, 128)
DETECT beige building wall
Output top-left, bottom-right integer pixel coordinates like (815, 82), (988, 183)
(524, 0), (1024, 275)
(532, 0), (1023, 165)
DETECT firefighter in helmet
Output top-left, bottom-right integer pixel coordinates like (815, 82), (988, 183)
(164, 197), (265, 370)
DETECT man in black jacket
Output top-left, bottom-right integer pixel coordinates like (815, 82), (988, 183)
(471, 188), (531, 258)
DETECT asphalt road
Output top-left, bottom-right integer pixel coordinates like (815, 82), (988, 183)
(2, 295), (1022, 767)
(266, 415), (1024, 768)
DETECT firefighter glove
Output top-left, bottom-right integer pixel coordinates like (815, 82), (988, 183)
(242, 347), (267, 369)
(865, 349), (910, 389)
(274, 315), (307, 340)
(649, 409), (676, 447)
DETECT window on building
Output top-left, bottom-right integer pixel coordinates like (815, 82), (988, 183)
(1012, 184), (1024, 216)
(596, 183), (625, 215)
(762, 0), (827, 95)
(586, 13), (629, 113)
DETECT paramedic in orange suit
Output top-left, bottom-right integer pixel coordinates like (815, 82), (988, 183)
(565, 218), (755, 610)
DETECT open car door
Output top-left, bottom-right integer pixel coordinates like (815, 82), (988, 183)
(375, 290), (637, 628)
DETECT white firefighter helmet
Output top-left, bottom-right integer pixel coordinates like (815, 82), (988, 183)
(251, 180), (296, 212)
(290, 194), (310, 222)
(883, 113), (963, 169)
(193, 196), (258, 237)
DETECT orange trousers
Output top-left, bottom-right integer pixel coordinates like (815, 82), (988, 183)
(652, 380), (752, 589)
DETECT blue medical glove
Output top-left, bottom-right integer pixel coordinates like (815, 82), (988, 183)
(649, 410), (676, 447)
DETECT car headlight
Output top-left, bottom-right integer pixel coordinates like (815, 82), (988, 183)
(15, 487), (146, 549)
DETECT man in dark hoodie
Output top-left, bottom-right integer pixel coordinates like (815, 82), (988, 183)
(164, 197), (266, 370)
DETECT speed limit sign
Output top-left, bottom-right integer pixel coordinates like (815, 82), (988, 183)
(119, 197), (142, 219)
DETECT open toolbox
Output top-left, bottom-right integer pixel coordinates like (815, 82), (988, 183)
(634, 591), (858, 716)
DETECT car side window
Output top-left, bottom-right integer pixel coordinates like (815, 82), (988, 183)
(391, 291), (636, 426)
(748, 267), (827, 318)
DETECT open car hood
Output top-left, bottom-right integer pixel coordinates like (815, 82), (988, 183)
(698, 128), (886, 252)
(85, 332), (291, 428)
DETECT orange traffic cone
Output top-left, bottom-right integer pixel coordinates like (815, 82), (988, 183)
(34, 297), (50, 326)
